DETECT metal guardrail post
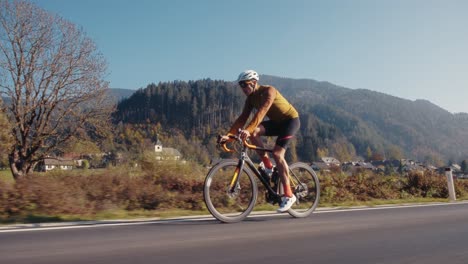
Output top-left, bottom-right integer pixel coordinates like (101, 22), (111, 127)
(445, 168), (456, 202)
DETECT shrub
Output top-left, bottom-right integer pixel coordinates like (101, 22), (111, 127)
(1, 165), (467, 223)
(0, 161), (208, 222)
(403, 171), (448, 198)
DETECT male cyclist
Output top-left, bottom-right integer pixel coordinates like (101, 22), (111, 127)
(220, 70), (300, 212)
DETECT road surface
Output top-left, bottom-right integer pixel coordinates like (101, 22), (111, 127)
(1, 202), (468, 264)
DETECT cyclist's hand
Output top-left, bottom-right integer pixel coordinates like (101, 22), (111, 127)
(217, 135), (230, 144)
(239, 130), (250, 141)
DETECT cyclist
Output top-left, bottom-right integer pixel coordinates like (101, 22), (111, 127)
(220, 70), (300, 213)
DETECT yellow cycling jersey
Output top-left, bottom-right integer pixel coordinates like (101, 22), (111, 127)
(229, 85), (299, 134)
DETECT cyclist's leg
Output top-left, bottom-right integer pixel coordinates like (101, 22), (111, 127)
(272, 145), (291, 194)
(272, 145), (292, 196)
(272, 118), (301, 196)
(273, 118), (301, 212)
(249, 125), (269, 160)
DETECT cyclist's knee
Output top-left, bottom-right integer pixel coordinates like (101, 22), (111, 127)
(252, 126), (265, 137)
(272, 150), (285, 163)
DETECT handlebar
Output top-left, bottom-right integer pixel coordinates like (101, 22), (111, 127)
(217, 134), (263, 152)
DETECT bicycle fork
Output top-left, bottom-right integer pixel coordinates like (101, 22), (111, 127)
(228, 152), (249, 194)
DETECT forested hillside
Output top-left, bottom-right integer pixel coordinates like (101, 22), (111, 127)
(262, 75), (468, 164)
(113, 76), (468, 165)
(115, 80), (244, 137)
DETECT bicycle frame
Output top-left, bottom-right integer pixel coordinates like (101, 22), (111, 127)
(223, 136), (282, 204)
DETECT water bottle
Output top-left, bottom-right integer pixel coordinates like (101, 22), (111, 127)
(258, 162), (271, 182)
(271, 167), (279, 191)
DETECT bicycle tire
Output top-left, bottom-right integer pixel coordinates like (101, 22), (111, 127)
(287, 162), (320, 218)
(204, 159), (258, 223)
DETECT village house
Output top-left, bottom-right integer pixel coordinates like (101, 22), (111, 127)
(154, 140), (182, 161)
(312, 156), (459, 176)
(36, 157), (74, 172)
(311, 157), (341, 172)
(371, 159), (401, 171)
(321, 157), (341, 166)
(341, 161), (377, 174)
(440, 163), (467, 178)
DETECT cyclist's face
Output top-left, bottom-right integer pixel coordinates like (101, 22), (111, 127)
(239, 80), (255, 95)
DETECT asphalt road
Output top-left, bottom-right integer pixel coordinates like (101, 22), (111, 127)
(2, 203), (468, 264)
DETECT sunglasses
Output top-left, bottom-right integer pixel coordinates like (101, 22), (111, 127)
(238, 81), (253, 88)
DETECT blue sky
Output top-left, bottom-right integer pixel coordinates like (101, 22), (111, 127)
(32, 0), (468, 113)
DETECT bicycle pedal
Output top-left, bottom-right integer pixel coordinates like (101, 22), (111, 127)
(265, 192), (277, 205)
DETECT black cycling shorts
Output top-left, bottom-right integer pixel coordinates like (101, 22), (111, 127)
(260, 117), (300, 149)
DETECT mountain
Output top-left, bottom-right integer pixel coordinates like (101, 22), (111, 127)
(262, 75), (468, 163)
(108, 88), (135, 103)
(113, 76), (468, 164)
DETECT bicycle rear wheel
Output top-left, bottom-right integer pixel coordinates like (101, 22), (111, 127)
(204, 159), (258, 223)
(287, 162), (320, 218)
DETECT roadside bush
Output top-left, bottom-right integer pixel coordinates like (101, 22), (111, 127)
(319, 170), (402, 203)
(0, 161), (208, 222)
(0, 180), (17, 219)
(455, 179), (468, 198)
(318, 169), (459, 204)
(403, 171), (448, 198)
(1, 163), (467, 223)
(319, 172), (354, 203)
(346, 172), (402, 200)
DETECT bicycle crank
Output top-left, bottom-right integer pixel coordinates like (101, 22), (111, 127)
(295, 183), (308, 199)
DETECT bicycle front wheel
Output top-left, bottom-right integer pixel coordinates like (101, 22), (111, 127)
(287, 162), (320, 218)
(204, 159), (258, 223)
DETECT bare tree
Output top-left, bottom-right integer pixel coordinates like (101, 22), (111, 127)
(0, 100), (13, 167)
(0, 0), (114, 179)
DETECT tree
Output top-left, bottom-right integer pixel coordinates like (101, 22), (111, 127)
(461, 160), (468, 174)
(370, 152), (384, 161)
(365, 146), (372, 161)
(0, 102), (13, 167)
(385, 144), (404, 160)
(0, 1), (114, 179)
(330, 140), (355, 162)
(316, 147), (328, 159)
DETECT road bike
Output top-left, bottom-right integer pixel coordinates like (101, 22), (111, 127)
(203, 134), (320, 223)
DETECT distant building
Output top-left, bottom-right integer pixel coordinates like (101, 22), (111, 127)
(371, 159), (402, 174)
(311, 161), (331, 172)
(341, 161), (377, 175)
(36, 157), (74, 172)
(154, 140), (182, 161)
(354, 161), (376, 171)
(449, 163), (462, 172)
(321, 157), (341, 166)
(311, 156), (341, 172)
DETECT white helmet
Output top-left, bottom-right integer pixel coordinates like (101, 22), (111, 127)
(237, 70), (259, 82)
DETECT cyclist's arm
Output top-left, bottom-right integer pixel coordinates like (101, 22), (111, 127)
(228, 101), (252, 135)
(244, 86), (276, 133)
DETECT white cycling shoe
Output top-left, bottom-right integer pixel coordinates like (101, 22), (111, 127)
(277, 194), (296, 213)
